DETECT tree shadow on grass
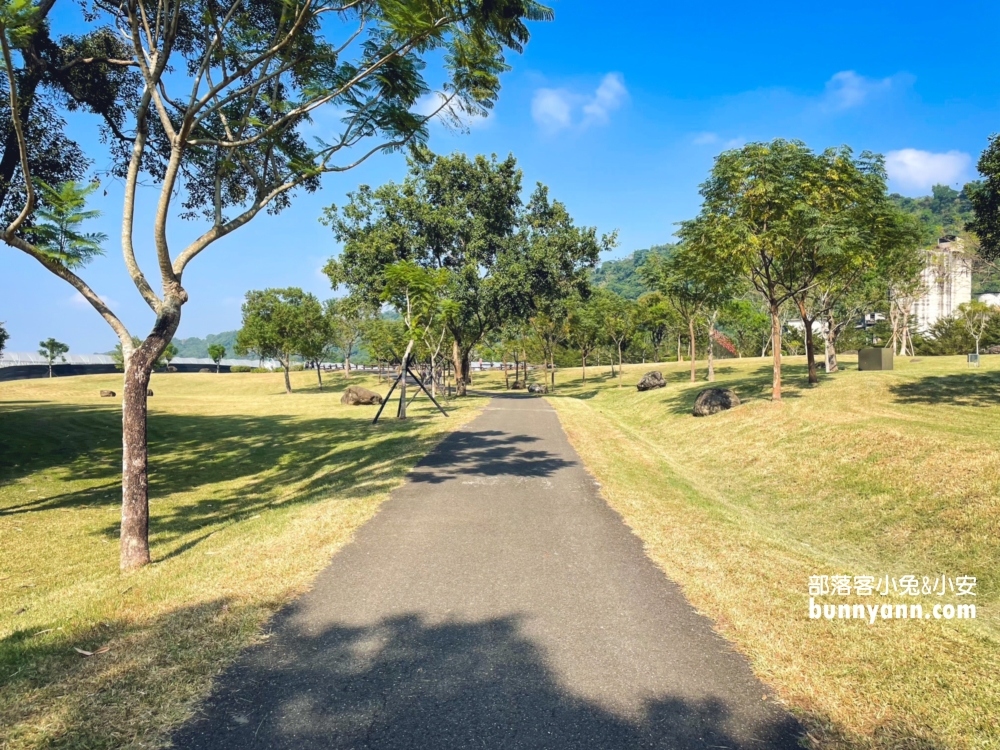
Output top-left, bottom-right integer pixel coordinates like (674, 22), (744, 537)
(173, 611), (806, 750)
(889, 371), (1000, 407)
(0, 402), (450, 553)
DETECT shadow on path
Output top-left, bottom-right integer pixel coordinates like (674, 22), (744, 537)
(173, 613), (803, 750)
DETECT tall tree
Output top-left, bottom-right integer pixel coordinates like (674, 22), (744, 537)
(957, 300), (994, 357)
(567, 294), (602, 382)
(678, 140), (902, 398)
(594, 290), (635, 387)
(297, 307), (334, 390)
(327, 297), (375, 379)
(0, 320), (8, 356)
(1, 0), (550, 569)
(968, 134), (1000, 261)
(38, 336), (67, 377)
(325, 154), (607, 395)
(207, 343), (226, 373)
(31, 181), (106, 267)
(235, 288), (323, 395)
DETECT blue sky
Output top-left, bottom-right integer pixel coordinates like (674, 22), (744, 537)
(3, 0), (1000, 353)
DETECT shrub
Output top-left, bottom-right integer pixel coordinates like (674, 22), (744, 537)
(230, 366), (252, 373)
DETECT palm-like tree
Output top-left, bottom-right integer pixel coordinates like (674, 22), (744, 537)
(33, 181), (106, 268)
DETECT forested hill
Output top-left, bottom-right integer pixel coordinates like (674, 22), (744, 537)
(890, 184), (975, 246)
(591, 243), (674, 299)
(173, 330), (239, 358)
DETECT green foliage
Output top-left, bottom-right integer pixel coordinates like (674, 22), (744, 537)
(968, 134), (1000, 263)
(718, 299), (771, 357)
(207, 344), (227, 364)
(174, 331), (240, 358)
(38, 337), (69, 364)
(891, 184), (976, 247)
(30, 181), (106, 268)
(324, 152), (609, 381)
(235, 288), (323, 371)
(0, 321), (8, 356)
(592, 244), (674, 299)
(229, 365), (252, 373)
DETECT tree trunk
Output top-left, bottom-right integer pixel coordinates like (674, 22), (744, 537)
(398, 340), (414, 418)
(796, 301), (818, 385)
(121, 360), (153, 570)
(48, 361), (53, 378)
(216, 361), (220, 374)
(119, 312), (177, 571)
(617, 341), (623, 387)
(707, 315), (716, 382)
(451, 340), (467, 396)
(823, 317), (838, 374)
(770, 304), (783, 401)
(504, 359), (509, 389)
(283, 362), (292, 394)
(316, 362), (323, 390)
(344, 354), (350, 378)
(677, 335), (682, 363)
(688, 318), (696, 382)
(581, 352), (587, 383)
(550, 347), (555, 388)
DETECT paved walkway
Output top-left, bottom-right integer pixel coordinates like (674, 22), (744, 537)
(174, 394), (803, 749)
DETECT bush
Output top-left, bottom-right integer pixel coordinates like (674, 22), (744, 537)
(290, 364), (304, 372)
(230, 366), (252, 373)
(251, 367), (272, 373)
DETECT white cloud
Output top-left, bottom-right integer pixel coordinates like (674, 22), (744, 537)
(582, 73), (628, 126)
(531, 73), (628, 133)
(68, 291), (118, 310)
(821, 70), (899, 112)
(531, 89), (574, 132)
(885, 149), (972, 190)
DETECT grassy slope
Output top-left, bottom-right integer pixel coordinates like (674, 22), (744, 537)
(543, 356), (1000, 749)
(0, 371), (484, 750)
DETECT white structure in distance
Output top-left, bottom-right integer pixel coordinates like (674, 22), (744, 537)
(913, 235), (972, 333)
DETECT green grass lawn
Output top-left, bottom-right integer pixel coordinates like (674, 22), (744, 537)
(0, 370), (485, 750)
(542, 355), (1000, 749)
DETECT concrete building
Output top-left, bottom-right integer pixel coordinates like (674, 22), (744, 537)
(913, 235), (972, 332)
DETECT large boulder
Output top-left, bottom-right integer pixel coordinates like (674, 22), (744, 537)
(527, 383), (546, 394)
(510, 380), (525, 390)
(692, 388), (740, 417)
(636, 370), (666, 391)
(100, 390), (116, 398)
(340, 385), (383, 406)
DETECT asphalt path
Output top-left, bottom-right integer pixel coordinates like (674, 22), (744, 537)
(174, 393), (803, 749)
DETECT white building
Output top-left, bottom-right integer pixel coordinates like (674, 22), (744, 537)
(913, 236), (972, 333)
(978, 293), (1000, 308)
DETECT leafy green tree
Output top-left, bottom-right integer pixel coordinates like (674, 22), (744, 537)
(296, 306), (334, 390)
(0, 321), (8, 356)
(968, 134), (1000, 263)
(2, 0), (550, 570)
(594, 290), (636, 387)
(235, 288), (323, 395)
(31, 181), (106, 268)
(327, 297), (377, 379)
(207, 344), (226, 374)
(162, 342), (178, 365)
(325, 153), (609, 396)
(634, 292), (680, 363)
(363, 317), (409, 382)
(567, 294), (603, 381)
(38, 337), (68, 377)
(718, 299), (770, 357)
(678, 139), (907, 397)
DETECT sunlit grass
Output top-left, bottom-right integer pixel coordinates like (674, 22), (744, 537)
(538, 354), (1000, 749)
(0, 370), (485, 749)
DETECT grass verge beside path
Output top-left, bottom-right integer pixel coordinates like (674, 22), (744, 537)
(1, 371), (485, 750)
(545, 356), (1000, 750)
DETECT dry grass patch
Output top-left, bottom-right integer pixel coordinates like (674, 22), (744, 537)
(543, 356), (1000, 749)
(0, 371), (485, 749)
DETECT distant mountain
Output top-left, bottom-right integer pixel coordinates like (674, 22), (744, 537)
(173, 330), (239, 358)
(591, 243), (674, 299)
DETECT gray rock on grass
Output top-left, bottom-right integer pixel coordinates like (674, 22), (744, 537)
(692, 388), (740, 417)
(636, 371), (666, 391)
(340, 385), (383, 405)
(527, 383), (546, 394)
